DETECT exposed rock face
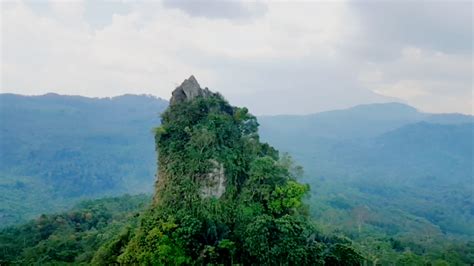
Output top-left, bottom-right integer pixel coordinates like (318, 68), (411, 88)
(200, 160), (226, 199)
(167, 76), (227, 199)
(170, 75), (214, 105)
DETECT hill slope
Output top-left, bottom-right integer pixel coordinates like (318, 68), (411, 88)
(0, 93), (167, 225)
(259, 119), (474, 237)
(1, 90), (473, 264)
(1, 92), (472, 240)
(259, 102), (472, 141)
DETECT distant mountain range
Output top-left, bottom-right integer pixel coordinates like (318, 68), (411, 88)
(258, 103), (473, 237)
(259, 102), (472, 140)
(258, 103), (473, 186)
(0, 93), (472, 238)
(0, 93), (167, 225)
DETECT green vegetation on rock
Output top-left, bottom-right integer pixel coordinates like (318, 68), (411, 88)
(108, 77), (362, 265)
(1, 77), (472, 265)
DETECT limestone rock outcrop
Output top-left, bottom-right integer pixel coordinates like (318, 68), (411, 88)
(170, 75), (214, 105)
(200, 159), (226, 199)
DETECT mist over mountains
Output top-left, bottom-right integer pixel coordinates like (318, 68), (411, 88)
(0, 93), (472, 241)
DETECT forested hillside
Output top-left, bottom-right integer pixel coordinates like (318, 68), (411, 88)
(2, 194), (471, 264)
(259, 113), (474, 238)
(0, 93), (166, 225)
(2, 77), (364, 264)
(1, 92), (472, 264)
(257, 106), (474, 264)
(0, 194), (150, 264)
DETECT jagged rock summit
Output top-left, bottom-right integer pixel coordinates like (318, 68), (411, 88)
(170, 75), (214, 105)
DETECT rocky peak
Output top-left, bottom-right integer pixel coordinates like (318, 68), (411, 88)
(170, 75), (213, 105)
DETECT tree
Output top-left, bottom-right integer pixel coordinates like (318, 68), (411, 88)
(117, 91), (363, 265)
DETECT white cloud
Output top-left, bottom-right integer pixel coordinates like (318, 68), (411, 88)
(161, 0), (267, 20)
(1, 0), (472, 114)
(49, 0), (85, 21)
(360, 47), (472, 114)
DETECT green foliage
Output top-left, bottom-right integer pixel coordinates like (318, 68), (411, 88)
(114, 94), (362, 265)
(324, 243), (364, 265)
(269, 180), (309, 215)
(3, 93), (471, 264)
(0, 94), (167, 226)
(306, 177), (474, 265)
(0, 194), (150, 264)
(259, 110), (474, 264)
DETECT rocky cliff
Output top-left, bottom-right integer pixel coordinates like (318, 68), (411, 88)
(169, 75), (215, 105)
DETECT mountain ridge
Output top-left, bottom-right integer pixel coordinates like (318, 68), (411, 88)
(3, 93), (473, 118)
(0, 87), (472, 264)
(0, 92), (472, 239)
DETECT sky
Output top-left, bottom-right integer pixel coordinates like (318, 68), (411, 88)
(1, 0), (472, 115)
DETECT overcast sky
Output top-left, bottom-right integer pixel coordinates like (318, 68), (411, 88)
(1, 0), (472, 115)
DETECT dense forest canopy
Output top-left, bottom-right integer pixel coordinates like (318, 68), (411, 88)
(0, 78), (472, 264)
(1, 194), (472, 265)
(0, 93), (167, 225)
(0, 194), (151, 264)
(114, 76), (362, 264)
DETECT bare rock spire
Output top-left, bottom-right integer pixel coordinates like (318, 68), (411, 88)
(170, 75), (213, 105)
